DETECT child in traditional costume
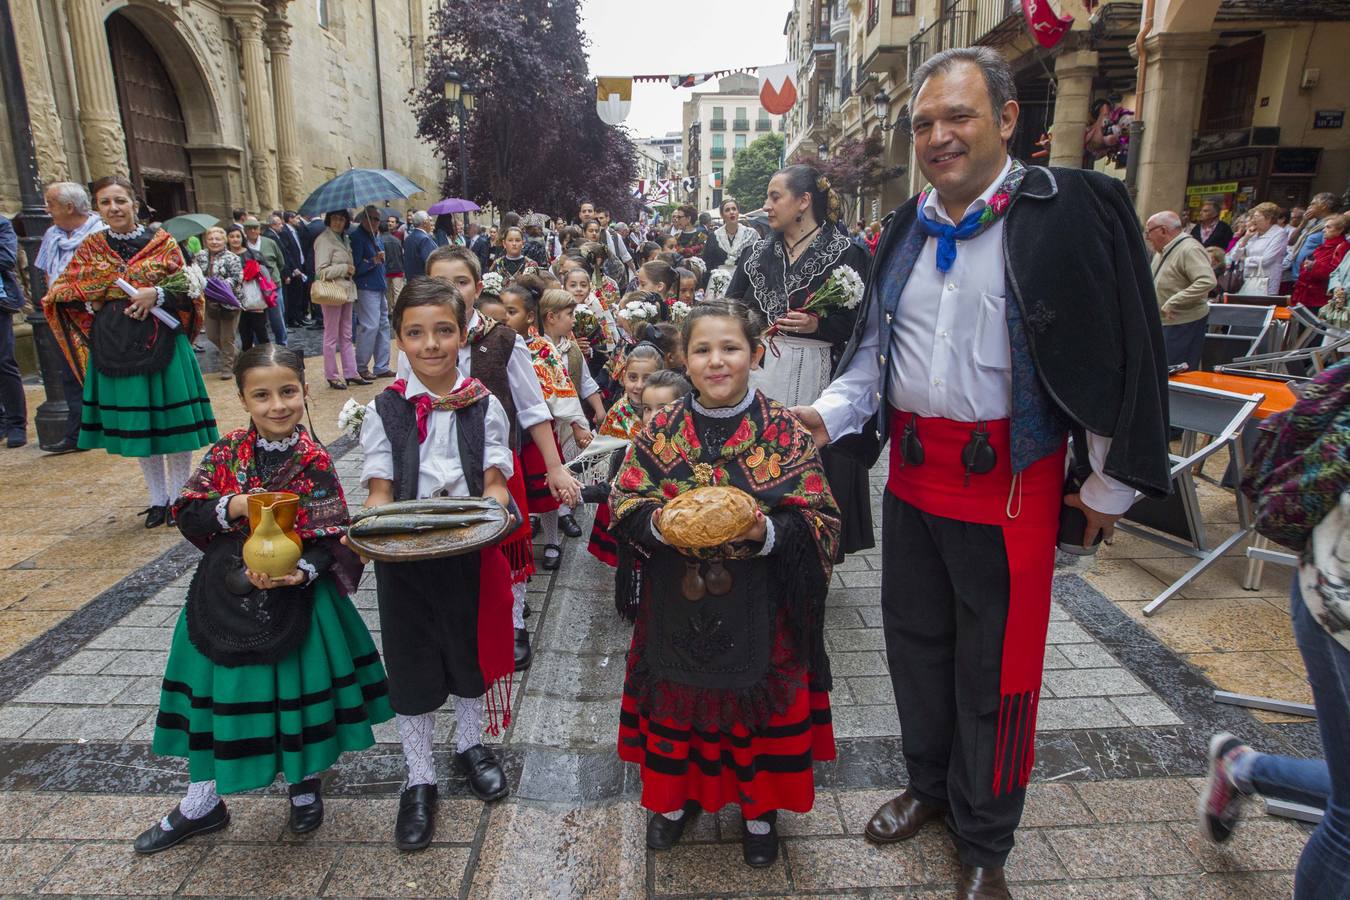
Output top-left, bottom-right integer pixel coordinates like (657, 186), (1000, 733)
(586, 343), (663, 567)
(502, 275), (598, 570)
(133, 345), (391, 854)
(489, 227), (531, 284)
(359, 277), (519, 851)
(610, 302), (840, 868)
(43, 175), (218, 529)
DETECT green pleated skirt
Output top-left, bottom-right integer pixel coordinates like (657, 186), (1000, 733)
(79, 333), (219, 457)
(152, 577), (393, 795)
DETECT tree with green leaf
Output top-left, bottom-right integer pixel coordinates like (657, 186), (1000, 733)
(724, 133), (785, 210)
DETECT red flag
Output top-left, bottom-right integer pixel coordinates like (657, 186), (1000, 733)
(1021, 0), (1073, 49)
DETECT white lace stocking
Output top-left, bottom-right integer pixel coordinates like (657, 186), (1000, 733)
(452, 694), (484, 753)
(397, 712), (437, 787)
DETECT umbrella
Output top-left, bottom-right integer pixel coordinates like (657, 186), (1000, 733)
(162, 214), (218, 242)
(427, 197), (480, 216)
(298, 168), (425, 217)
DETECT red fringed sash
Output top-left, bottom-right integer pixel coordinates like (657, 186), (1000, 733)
(887, 410), (1064, 795)
(477, 543), (515, 735)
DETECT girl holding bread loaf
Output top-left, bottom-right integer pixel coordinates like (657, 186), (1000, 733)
(609, 301), (842, 868)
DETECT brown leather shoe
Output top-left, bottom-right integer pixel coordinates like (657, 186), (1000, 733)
(957, 864), (1010, 899)
(863, 790), (944, 844)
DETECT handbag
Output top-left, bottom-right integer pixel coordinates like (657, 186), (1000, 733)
(310, 276), (350, 306)
(1240, 360), (1350, 552)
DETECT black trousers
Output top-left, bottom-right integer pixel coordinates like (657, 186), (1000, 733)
(374, 554), (484, 716)
(1162, 315), (1207, 372)
(880, 491), (1025, 867)
(0, 310), (27, 432)
(238, 310), (270, 351)
(284, 278), (310, 324)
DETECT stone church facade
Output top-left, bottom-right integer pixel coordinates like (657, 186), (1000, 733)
(1, 0), (444, 218)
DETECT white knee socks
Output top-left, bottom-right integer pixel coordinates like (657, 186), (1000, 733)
(397, 712), (437, 787)
(511, 582), (526, 629)
(160, 779), (220, 830)
(290, 774), (318, 807)
(138, 455), (169, 507)
(165, 451), (194, 499)
(541, 510), (560, 546)
(452, 695), (485, 754)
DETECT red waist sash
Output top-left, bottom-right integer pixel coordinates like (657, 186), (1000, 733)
(887, 409), (1066, 794)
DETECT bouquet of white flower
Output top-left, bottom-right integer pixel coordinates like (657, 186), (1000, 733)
(158, 263), (208, 299)
(621, 299), (660, 323)
(480, 271), (505, 297)
(707, 268), (732, 299)
(337, 397), (366, 439)
(669, 300), (692, 324)
(762, 265), (865, 354)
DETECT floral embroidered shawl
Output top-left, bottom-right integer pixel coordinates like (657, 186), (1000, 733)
(43, 229), (200, 380)
(599, 397), (642, 440)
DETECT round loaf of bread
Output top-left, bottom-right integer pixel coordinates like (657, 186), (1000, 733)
(658, 485), (759, 549)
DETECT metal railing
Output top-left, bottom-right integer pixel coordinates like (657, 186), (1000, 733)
(733, 118), (750, 131)
(710, 146), (726, 160)
(709, 118), (726, 131)
(755, 118), (772, 131)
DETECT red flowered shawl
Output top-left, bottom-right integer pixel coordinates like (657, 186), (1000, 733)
(599, 397), (642, 439)
(177, 425), (363, 595)
(611, 390), (839, 566)
(43, 229), (202, 381)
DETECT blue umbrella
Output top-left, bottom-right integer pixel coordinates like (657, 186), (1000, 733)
(298, 168), (425, 217)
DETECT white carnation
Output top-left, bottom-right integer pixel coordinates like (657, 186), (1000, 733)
(337, 397), (366, 438)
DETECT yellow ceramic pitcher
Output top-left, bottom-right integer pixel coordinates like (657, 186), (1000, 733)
(242, 492), (303, 577)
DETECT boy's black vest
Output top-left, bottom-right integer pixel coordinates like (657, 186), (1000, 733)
(375, 389), (487, 502)
(469, 325), (519, 449)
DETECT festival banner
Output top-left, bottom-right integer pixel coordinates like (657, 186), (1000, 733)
(596, 77), (633, 125)
(1021, 0), (1073, 49)
(757, 63), (798, 116)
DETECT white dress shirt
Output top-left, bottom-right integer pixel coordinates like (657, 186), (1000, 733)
(813, 157), (1136, 515)
(395, 310), (552, 431)
(360, 372), (513, 498)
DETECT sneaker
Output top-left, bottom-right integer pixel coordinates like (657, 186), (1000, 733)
(1198, 732), (1250, 843)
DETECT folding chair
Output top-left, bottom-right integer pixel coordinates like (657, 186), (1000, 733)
(1116, 381), (1264, 616)
(1220, 328), (1350, 378)
(1201, 303), (1275, 370)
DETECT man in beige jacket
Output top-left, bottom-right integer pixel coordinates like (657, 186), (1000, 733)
(1147, 210), (1216, 371)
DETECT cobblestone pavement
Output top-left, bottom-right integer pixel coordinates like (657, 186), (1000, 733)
(0, 437), (1316, 897)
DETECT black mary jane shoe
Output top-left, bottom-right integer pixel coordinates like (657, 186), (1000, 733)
(742, 811), (779, 868)
(143, 505), (168, 529)
(559, 513), (583, 538)
(541, 544), (561, 571)
(133, 801), (230, 854)
(514, 627), (533, 671)
(395, 783), (437, 851)
(455, 744), (509, 802)
(523, 601), (532, 620)
(287, 777), (324, 834)
(646, 803), (699, 851)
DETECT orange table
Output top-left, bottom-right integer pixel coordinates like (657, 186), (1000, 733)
(1170, 370), (1297, 420)
(1272, 306), (1292, 321)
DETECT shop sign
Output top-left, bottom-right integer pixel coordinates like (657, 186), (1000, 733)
(1314, 110), (1344, 129)
(1186, 182), (1239, 196)
(1272, 147), (1321, 175)
(1189, 154), (1262, 184)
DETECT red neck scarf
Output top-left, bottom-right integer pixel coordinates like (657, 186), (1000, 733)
(388, 376), (491, 443)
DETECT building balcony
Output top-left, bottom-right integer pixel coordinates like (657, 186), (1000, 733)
(830, 3), (851, 42)
(709, 118), (726, 131)
(710, 147), (726, 160)
(755, 118), (772, 131)
(733, 118), (750, 131)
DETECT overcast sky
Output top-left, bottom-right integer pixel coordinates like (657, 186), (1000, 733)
(579, 0), (795, 141)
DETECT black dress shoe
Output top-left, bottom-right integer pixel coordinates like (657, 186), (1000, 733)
(514, 627), (532, 671)
(523, 601), (532, 619)
(742, 811), (779, 867)
(958, 864), (1011, 899)
(41, 437), (85, 454)
(287, 777), (324, 834)
(455, 744), (509, 802)
(143, 505), (168, 529)
(559, 513), (582, 538)
(541, 544), (561, 571)
(372, 369), (397, 379)
(395, 783), (437, 851)
(133, 800), (230, 853)
(6, 428), (26, 448)
(646, 802), (699, 850)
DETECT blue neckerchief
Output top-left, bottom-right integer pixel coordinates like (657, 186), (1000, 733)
(914, 206), (989, 273)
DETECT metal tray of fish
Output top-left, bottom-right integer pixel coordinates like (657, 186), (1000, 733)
(346, 497), (512, 562)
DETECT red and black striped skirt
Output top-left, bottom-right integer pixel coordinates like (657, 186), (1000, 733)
(520, 436), (561, 514)
(618, 683), (834, 819)
(587, 502), (617, 567)
(502, 452), (535, 584)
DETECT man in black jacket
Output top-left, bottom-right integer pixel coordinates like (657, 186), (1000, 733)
(1190, 200), (1234, 250)
(270, 212), (306, 326)
(794, 48), (1169, 899)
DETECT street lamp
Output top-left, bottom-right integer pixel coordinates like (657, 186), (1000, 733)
(443, 70), (476, 233)
(873, 92), (899, 132)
